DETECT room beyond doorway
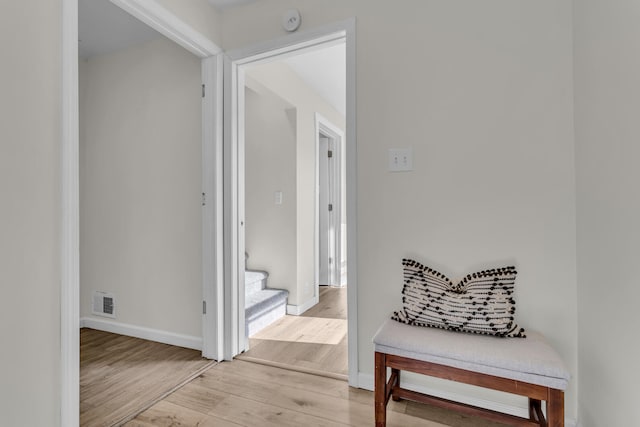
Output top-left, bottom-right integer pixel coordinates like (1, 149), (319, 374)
(241, 39), (347, 318)
(238, 38), (347, 379)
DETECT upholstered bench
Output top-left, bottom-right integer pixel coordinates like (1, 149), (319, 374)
(373, 319), (570, 427)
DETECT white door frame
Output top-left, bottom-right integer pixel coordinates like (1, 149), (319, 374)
(61, 1), (224, 425)
(315, 113), (345, 289)
(224, 19), (358, 386)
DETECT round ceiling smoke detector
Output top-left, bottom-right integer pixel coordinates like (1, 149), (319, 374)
(282, 9), (301, 32)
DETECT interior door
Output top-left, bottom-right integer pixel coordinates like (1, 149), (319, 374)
(319, 135), (337, 286)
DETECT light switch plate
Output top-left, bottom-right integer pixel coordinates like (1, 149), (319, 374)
(388, 148), (413, 172)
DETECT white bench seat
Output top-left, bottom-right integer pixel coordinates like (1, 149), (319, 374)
(372, 319), (570, 427)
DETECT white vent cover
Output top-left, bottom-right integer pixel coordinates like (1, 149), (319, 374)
(92, 291), (116, 318)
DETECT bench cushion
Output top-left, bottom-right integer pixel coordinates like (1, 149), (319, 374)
(373, 319), (569, 390)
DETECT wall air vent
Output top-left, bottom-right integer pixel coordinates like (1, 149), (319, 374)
(92, 291), (116, 319)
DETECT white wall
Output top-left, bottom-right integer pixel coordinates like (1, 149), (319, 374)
(244, 85), (298, 295)
(0, 1), (62, 425)
(246, 61), (346, 307)
(154, 0), (222, 47)
(223, 0), (578, 419)
(574, 1), (640, 426)
(80, 37), (203, 338)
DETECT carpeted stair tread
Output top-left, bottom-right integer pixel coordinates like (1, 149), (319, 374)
(245, 288), (288, 321)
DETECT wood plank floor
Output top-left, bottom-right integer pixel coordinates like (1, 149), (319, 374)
(238, 286), (348, 378)
(82, 295), (509, 427)
(125, 359), (509, 427)
(80, 328), (215, 427)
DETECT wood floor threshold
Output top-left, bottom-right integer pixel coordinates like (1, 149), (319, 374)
(109, 359), (219, 427)
(235, 354), (348, 382)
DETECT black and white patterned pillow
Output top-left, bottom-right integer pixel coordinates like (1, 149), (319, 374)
(392, 259), (526, 338)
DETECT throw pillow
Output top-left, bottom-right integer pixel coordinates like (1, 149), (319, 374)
(392, 258), (526, 338)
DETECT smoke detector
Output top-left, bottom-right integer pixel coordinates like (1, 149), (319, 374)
(282, 9), (301, 32)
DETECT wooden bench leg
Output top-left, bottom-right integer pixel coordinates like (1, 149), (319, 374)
(547, 388), (564, 427)
(375, 352), (387, 427)
(391, 368), (401, 401)
(529, 398), (543, 423)
(529, 398), (536, 420)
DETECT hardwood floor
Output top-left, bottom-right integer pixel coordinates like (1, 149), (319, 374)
(237, 286), (348, 378)
(82, 296), (509, 427)
(125, 359), (509, 427)
(303, 285), (347, 319)
(80, 328), (215, 427)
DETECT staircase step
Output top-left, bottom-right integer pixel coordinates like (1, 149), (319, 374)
(245, 270), (268, 295)
(245, 288), (288, 318)
(245, 288), (288, 337)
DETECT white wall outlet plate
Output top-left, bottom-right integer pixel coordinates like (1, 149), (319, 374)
(388, 148), (413, 172)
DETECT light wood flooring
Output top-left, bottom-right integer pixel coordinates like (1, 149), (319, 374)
(81, 293), (508, 427)
(237, 286), (348, 378)
(125, 359), (509, 427)
(80, 328), (215, 427)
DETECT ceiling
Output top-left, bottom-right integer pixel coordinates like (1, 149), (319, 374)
(78, 0), (161, 59)
(79, 0), (345, 117)
(283, 44), (346, 116)
(207, 0), (260, 10)
(78, 0), (260, 59)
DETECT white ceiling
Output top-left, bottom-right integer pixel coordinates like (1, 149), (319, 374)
(283, 44), (346, 117)
(207, 0), (260, 11)
(78, 0), (259, 58)
(78, 0), (344, 117)
(78, 0), (160, 59)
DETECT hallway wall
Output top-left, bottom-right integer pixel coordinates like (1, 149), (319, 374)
(574, 1), (640, 425)
(223, 0), (577, 418)
(0, 1), (62, 425)
(244, 85), (298, 299)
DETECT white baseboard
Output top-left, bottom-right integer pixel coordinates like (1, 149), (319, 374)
(357, 372), (577, 426)
(80, 317), (202, 351)
(286, 295), (319, 316)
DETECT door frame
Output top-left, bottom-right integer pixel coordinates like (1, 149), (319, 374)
(315, 113), (345, 289)
(223, 19), (358, 386)
(61, 1), (223, 425)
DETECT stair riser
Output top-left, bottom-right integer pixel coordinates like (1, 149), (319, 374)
(245, 270), (269, 295)
(246, 302), (287, 337)
(245, 279), (265, 295)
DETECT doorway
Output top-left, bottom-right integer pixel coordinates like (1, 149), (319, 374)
(62, 0), (223, 424)
(316, 114), (346, 288)
(77, 0), (222, 423)
(236, 53), (347, 376)
(223, 20), (358, 385)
